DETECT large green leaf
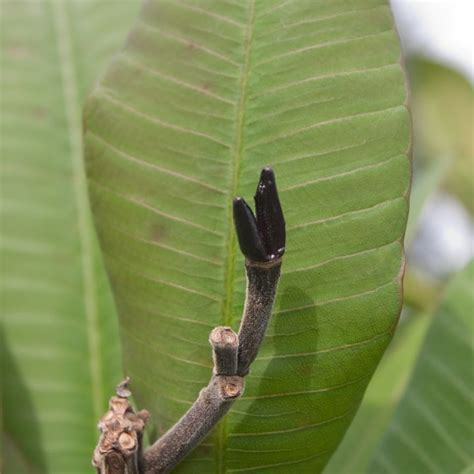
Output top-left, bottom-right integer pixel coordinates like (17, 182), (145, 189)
(83, 0), (410, 471)
(368, 261), (474, 473)
(1, 1), (139, 472)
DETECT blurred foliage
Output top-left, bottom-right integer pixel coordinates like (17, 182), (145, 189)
(407, 56), (474, 213)
(368, 261), (474, 473)
(1, 1), (139, 472)
(404, 155), (448, 246)
(324, 311), (432, 473)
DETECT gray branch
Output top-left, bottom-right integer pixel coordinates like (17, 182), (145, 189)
(237, 260), (282, 376)
(142, 258), (281, 473)
(143, 375), (243, 473)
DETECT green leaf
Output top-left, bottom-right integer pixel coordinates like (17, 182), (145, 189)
(2, 434), (36, 474)
(1, 1), (139, 472)
(83, 0), (410, 471)
(368, 261), (474, 473)
(324, 312), (431, 474)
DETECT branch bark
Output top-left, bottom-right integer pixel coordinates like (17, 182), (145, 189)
(93, 168), (285, 473)
(92, 378), (149, 474)
(143, 258), (281, 473)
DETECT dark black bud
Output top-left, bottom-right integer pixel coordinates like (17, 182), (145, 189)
(254, 167), (285, 260)
(233, 197), (267, 262)
(233, 167), (285, 262)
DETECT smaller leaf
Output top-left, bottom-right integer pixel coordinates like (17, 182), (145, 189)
(368, 261), (474, 474)
(405, 158), (448, 245)
(408, 57), (474, 213)
(324, 312), (431, 474)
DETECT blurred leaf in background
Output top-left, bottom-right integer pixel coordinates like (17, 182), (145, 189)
(368, 261), (474, 474)
(404, 56), (473, 285)
(1, 1), (139, 472)
(408, 57), (473, 213)
(403, 56), (473, 282)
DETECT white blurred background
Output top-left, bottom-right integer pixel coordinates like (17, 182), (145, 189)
(392, 0), (473, 81)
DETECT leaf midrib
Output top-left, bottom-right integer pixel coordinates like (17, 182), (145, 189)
(51, 0), (103, 424)
(218, 1), (256, 472)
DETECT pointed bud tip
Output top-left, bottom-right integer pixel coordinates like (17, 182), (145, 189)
(259, 167), (275, 185)
(253, 166), (285, 260)
(233, 197), (251, 216)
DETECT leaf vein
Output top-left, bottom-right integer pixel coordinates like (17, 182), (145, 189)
(88, 130), (226, 193)
(99, 89), (230, 147)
